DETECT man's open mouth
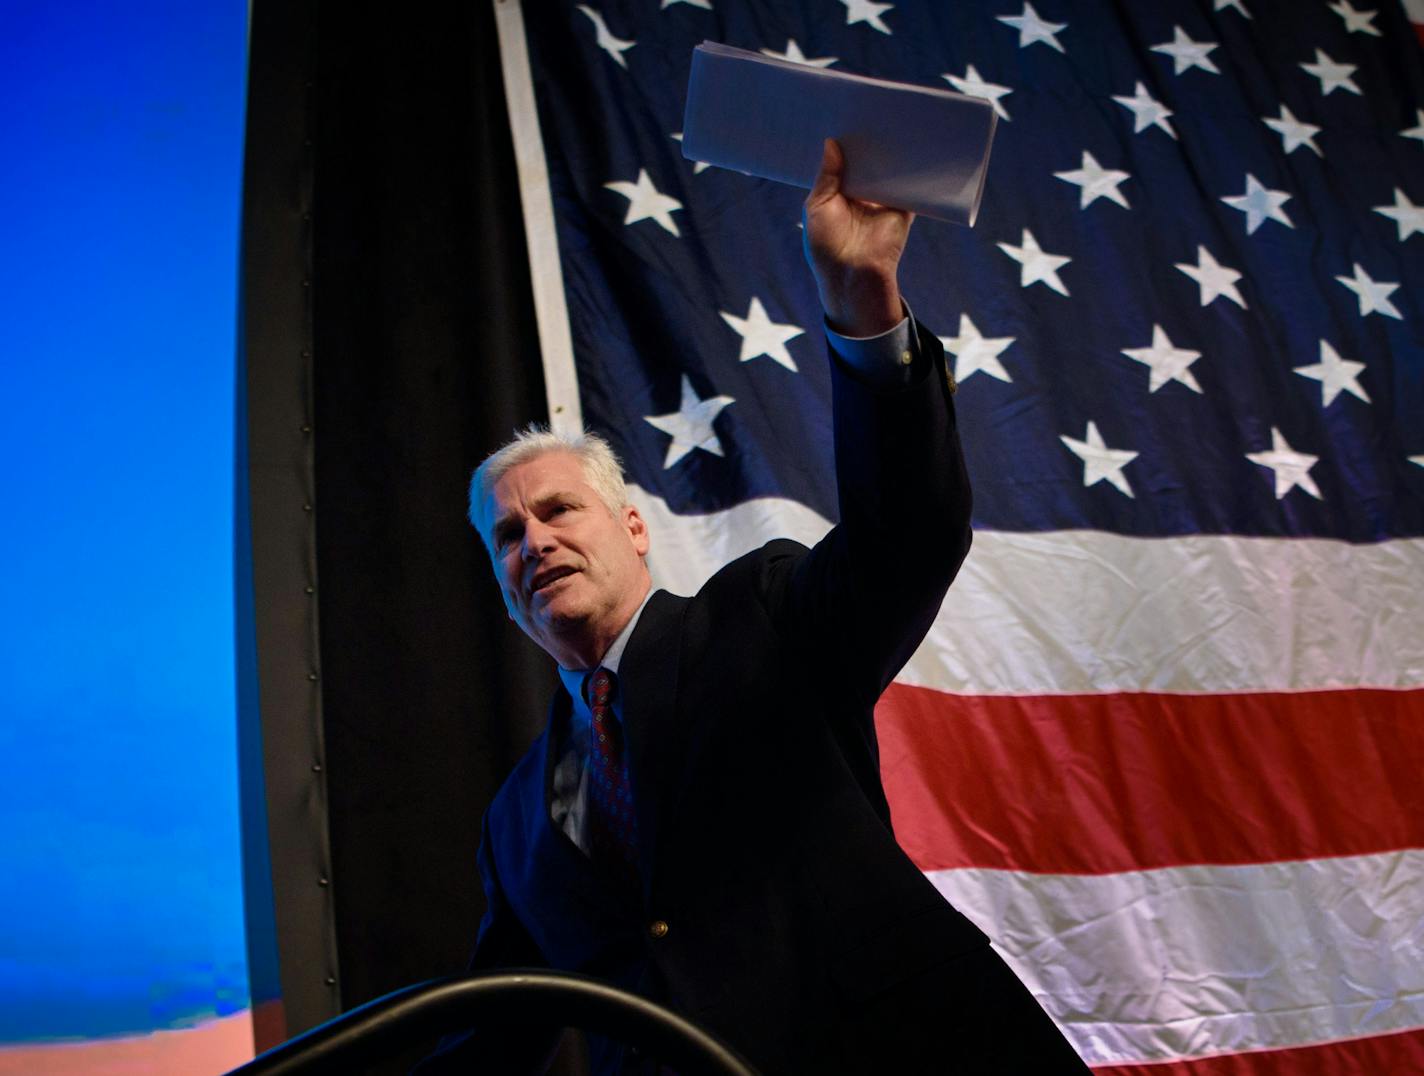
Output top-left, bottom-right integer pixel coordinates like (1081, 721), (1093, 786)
(530, 566), (576, 594)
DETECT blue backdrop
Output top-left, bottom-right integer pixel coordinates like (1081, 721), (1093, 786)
(0, 0), (249, 1051)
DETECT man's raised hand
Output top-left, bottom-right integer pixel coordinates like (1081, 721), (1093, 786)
(802, 138), (914, 338)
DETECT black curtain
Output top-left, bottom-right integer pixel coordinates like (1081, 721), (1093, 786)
(304, 0), (568, 1069)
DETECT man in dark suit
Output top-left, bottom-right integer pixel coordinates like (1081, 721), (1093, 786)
(424, 142), (1088, 1074)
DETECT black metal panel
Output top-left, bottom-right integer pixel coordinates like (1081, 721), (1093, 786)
(237, 0), (341, 1043)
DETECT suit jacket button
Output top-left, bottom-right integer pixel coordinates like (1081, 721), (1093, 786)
(648, 919), (669, 939)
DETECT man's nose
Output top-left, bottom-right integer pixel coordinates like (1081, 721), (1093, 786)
(521, 518), (557, 558)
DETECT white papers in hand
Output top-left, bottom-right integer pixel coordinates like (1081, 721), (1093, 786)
(681, 42), (997, 226)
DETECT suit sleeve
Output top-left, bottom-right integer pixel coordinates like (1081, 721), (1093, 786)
(467, 810), (547, 972)
(410, 813), (561, 1074)
(765, 321), (972, 710)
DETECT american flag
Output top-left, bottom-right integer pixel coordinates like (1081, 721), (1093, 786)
(492, 0), (1424, 1070)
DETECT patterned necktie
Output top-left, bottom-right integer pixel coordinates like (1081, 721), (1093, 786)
(586, 668), (639, 882)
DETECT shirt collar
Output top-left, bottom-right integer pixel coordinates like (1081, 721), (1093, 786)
(557, 586), (655, 703)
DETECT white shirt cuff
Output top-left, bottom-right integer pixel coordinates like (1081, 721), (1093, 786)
(825, 302), (918, 387)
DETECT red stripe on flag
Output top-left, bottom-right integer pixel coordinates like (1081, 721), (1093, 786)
(1089, 1026), (1424, 1074)
(877, 683), (1424, 874)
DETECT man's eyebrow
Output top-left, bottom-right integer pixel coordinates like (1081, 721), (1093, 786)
(492, 492), (583, 536)
(531, 491), (582, 511)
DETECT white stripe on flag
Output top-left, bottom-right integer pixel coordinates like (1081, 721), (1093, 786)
(631, 486), (1424, 694)
(632, 483), (831, 590)
(929, 851), (1424, 1066)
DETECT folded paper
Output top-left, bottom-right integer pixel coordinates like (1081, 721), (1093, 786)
(682, 42), (997, 226)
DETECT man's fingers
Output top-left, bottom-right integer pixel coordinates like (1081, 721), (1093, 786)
(806, 137), (843, 208)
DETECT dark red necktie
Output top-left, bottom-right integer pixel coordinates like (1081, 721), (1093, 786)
(587, 668), (639, 881)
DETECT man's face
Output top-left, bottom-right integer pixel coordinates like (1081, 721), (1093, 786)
(484, 451), (650, 665)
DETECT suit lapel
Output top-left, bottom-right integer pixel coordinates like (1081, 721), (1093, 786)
(537, 687), (625, 908)
(540, 688), (569, 818)
(619, 588), (688, 895)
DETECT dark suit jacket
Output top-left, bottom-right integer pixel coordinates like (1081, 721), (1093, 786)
(428, 328), (1001, 1074)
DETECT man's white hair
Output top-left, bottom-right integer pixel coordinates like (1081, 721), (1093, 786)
(468, 424), (630, 550)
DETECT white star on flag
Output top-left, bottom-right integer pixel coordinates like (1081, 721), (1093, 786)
(1061, 421), (1137, 497)
(1176, 246), (1247, 308)
(644, 376), (735, 469)
(1247, 427), (1322, 500)
(1373, 188), (1424, 240)
(1264, 105), (1322, 156)
(670, 133), (709, 174)
(1222, 174), (1293, 234)
(944, 65), (1012, 121)
(604, 170), (683, 236)
(1403, 110), (1424, 145)
(1328, 0), (1381, 35)
(1336, 264), (1402, 319)
(941, 314), (1016, 383)
(760, 39), (837, 67)
(1295, 340), (1370, 406)
(720, 297), (804, 372)
(1123, 324), (1203, 393)
(1215, 0), (1251, 16)
(1054, 151), (1130, 209)
(998, 229), (1071, 295)
(840, 0), (894, 34)
(1301, 49), (1361, 96)
(1151, 26), (1221, 75)
(576, 6), (635, 69)
(1113, 82), (1176, 139)
(997, 3), (1067, 52)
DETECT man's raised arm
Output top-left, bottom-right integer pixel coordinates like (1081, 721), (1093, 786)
(756, 138), (972, 705)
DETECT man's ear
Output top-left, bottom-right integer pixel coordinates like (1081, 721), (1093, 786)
(623, 504), (651, 556)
